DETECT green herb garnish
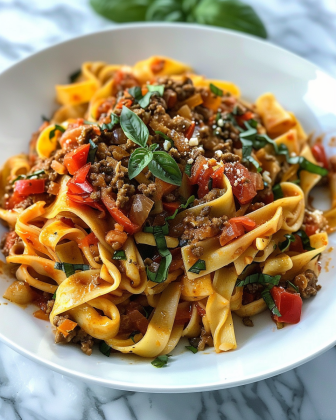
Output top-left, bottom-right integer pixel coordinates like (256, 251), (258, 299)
(128, 331), (140, 343)
(236, 273), (281, 287)
(41, 115), (49, 122)
(272, 184), (284, 200)
(52, 291), (57, 300)
(99, 341), (111, 357)
(112, 250), (127, 260)
(155, 130), (174, 147)
(295, 230), (314, 251)
(151, 354), (170, 368)
(185, 345), (198, 354)
(146, 225), (172, 284)
(100, 112), (120, 131)
(287, 280), (299, 293)
(209, 83), (223, 97)
(188, 259), (206, 274)
(87, 139), (98, 164)
(278, 234), (295, 252)
(128, 85), (164, 109)
(147, 84), (164, 96)
(11, 170), (45, 184)
(185, 163), (192, 177)
(54, 262), (90, 277)
(49, 124), (65, 140)
(69, 69), (81, 83)
(261, 286), (281, 317)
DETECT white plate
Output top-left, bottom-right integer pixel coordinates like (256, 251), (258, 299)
(0, 23), (335, 393)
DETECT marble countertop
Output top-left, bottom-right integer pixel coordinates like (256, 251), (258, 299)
(0, 1), (336, 419)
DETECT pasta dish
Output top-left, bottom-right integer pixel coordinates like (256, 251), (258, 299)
(0, 56), (335, 366)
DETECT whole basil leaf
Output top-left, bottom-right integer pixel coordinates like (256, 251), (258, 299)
(128, 147), (153, 179)
(146, 0), (185, 22)
(147, 84), (164, 96)
(137, 91), (158, 108)
(120, 106), (149, 147)
(148, 151), (182, 186)
(192, 0), (267, 39)
(90, 0), (152, 22)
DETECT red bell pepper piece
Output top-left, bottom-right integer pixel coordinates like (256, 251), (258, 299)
(210, 166), (225, 189)
(78, 232), (99, 249)
(185, 121), (196, 140)
(312, 144), (329, 170)
(219, 216), (255, 247)
(271, 286), (302, 324)
(63, 143), (90, 175)
(14, 179), (45, 196)
(162, 201), (180, 215)
(229, 216), (256, 232)
(101, 190), (140, 234)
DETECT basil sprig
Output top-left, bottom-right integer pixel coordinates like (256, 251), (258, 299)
(90, 0), (267, 39)
(188, 259), (206, 274)
(209, 83), (223, 97)
(122, 107), (182, 185)
(11, 170), (45, 184)
(128, 84), (164, 109)
(99, 341), (111, 357)
(151, 354), (170, 368)
(239, 120), (328, 177)
(49, 124), (65, 140)
(112, 250), (127, 260)
(54, 262), (90, 277)
(278, 234), (295, 252)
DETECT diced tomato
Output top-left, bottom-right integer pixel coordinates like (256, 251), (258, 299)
(14, 179), (45, 196)
(162, 201), (180, 215)
(185, 121), (196, 140)
(116, 98), (133, 109)
(197, 166), (214, 198)
(63, 143), (90, 175)
(72, 163), (91, 184)
(189, 156), (207, 184)
(101, 191), (140, 234)
(235, 111), (254, 127)
(312, 144), (329, 170)
(224, 163), (257, 205)
(271, 286), (302, 324)
(229, 216), (256, 231)
(289, 234), (304, 253)
(305, 223), (319, 236)
(150, 58), (165, 74)
(128, 310), (149, 335)
(195, 302), (206, 317)
(175, 303), (192, 325)
(250, 172), (264, 191)
(210, 166), (225, 189)
(220, 220), (245, 247)
(5, 191), (25, 209)
(78, 232), (99, 249)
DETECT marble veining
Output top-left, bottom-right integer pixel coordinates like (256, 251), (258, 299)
(0, 0), (336, 419)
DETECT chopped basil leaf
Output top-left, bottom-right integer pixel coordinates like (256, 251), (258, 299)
(128, 86), (142, 99)
(148, 151), (182, 186)
(120, 106), (149, 148)
(151, 354), (170, 368)
(147, 84), (164, 96)
(112, 250), (127, 260)
(128, 331), (140, 343)
(295, 230), (314, 251)
(278, 234), (295, 252)
(54, 262), (90, 277)
(146, 225), (172, 283)
(185, 163), (192, 177)
(236, 273), (281, 287)
(11, 170), (45, 184)
(128, 147), (153, 179)
(185, 345), (198, 354)
(155, 130), (174, 147)
(41, 115), (49, 122)
(209, 83), (223, 97)
(287, 280), (299, 293)
(52, 291), (57, 300)
(188, 259), (206, 274)
(137, 91), (159, 108)
(87, 139), (98, 164)
(69, 69), (81, 83)
(100, 112), (120, 131)
(166, 195), (195, 222)
(99, 341), (111, 357)
(261, 286), (281, 317)
(288, 155), (328, 177)
(272, 184), (284, 200)
(49, 124), (65, 140)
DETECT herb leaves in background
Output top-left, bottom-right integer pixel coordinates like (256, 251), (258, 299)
(90, 0), (267, 39)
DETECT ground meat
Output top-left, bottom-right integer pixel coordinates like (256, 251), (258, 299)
(293, 269), (321, 298)
(193, 189), (222, 206)
(1, 231), (19, 257)
(242, 317), (254, 327)
(181, 207), (227, 243)
(138, 183), (157, 197)
(242, 283), (264, 305)
(116, 183), (135, 208)
(53, 315), (94, 356)
(218, 152), (241, 163)
(197, 327), (214, 351)
(246, 202), (265, 213)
